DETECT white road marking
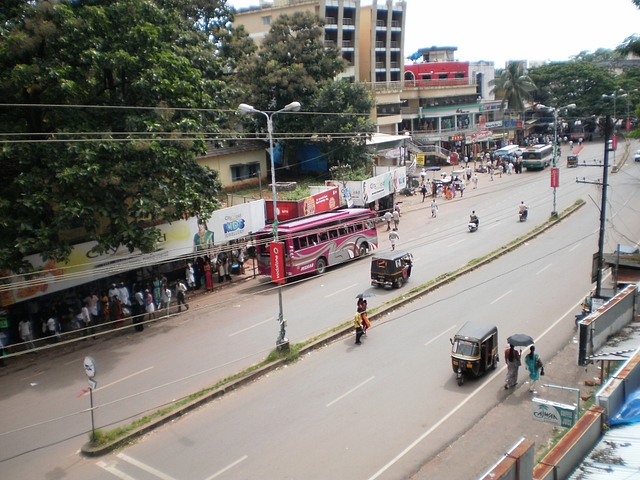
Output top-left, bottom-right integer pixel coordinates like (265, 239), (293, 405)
(447, 239), (466, 248)
(406, 237), (416, 242)
(204, 455), (248, 480)
(20, 371), (45, 381)
(64, 357), (83, 366)
(485, 222), (500, 230)
(367, 296), (587, 480)
(96, 460), (136, 480)
(536, 264), (552, 275)
(325, 283), (359, 298)
(569, 243), (582, 252)
(228, 318), (274, 337)
(424, 325), (457, 346)
(326, 376), (376, 407)
(85, 367), (154, 395)
(490, 290), (513, 305)
(419, 232), (430, 238)
(117, 453), (177, 480)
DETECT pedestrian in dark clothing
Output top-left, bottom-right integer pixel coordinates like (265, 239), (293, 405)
(421, 184), (428, 202)
(354, 310), (363, 345)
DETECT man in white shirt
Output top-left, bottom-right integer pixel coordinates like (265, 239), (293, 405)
(118, 282), (131, 307)
(161, 287), (172, 316)
(176, 281), (189, 313)
(18, 319), (35, 351)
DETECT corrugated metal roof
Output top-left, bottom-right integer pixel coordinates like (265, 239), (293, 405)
(568, 421), (640, 479)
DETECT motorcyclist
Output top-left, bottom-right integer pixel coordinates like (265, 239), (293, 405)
(519, 201), (528, 219)
(469, 210), (479, 227)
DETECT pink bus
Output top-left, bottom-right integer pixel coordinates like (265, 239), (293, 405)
(255, 208), (378, 280)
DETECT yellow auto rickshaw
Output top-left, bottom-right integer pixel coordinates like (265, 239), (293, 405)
(450, 321), (499, 386)
(567, 155), (578, 168)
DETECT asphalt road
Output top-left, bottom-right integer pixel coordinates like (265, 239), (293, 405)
(0, 137), (637, 479)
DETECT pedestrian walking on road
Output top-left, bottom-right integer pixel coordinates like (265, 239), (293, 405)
(176, 280), (189, 312)
(525, 345), (543, 392)
(384, 211), (392, 231)
(354, 310), (364, 345)
(421, 184), (428, 202)
(472, 173), (478, 189)
(392, 209), (400, 229)
(431, 199), (438, 218)
(504, 344), (521, 389)
(389, 229), (399, 250)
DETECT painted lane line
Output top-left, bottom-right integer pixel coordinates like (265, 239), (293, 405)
(228, 318), (274, 337)
(367, 295), (587, 480)
(425, 325), (457, 346)
(490, 290), (513, 305)
(485, 222), (500, 230)
(85, 367), (154, 395)
(447, 239), (466, 248)
(326, 376), (376, 407)
(117, 453), (177, 480)
(64, 357), (83, 366)
(569, 243), (581, 252)
(205, 455), (248, 480)
(536, 264), (552, 275)
(419, 232), (430, 238)
(406, 237), (416, 243)
(96, 461), (136, 480)
(20, 371), (45, 381)
(325, 283), (359, 298)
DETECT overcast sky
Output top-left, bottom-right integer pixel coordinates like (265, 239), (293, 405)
(227, 0), (640, 68)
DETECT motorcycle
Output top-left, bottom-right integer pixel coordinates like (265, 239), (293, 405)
(468, 221), (479, 232)
(519, 208), (528, 222)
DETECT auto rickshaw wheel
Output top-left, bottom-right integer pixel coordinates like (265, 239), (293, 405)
(395, 277), (404, 288)
(457, 376), (464, 386)
(316, 257), (327, 275)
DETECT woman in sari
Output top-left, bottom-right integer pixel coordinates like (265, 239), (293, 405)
(204, 258), (213, 292)
(504, 344), (521, 389)
(152, 276), (162, 307)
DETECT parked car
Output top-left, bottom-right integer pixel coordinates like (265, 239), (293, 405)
(634, 150), (640, 162)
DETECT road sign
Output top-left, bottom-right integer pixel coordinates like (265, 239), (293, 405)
(87, 379), (97, 390)
(550, 168), (559, 188)
(83, 356), (96, 378)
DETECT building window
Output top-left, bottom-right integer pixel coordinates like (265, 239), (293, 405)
(231, 163), (261, 182)
(262, 16), (271, 25)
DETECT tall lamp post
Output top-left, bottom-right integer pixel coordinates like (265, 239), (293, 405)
(602, 90), (626, 164)
(238, 101), (301, 350)
(552, 103), (576, 216)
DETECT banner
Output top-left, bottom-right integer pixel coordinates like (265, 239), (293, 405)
(550, 168), (559, 188)
(269, 241), (286, 284)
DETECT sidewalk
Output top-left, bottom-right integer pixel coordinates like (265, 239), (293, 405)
(409, 336), (601, 480)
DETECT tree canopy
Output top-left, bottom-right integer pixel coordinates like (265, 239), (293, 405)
(0, 0), (242, 271)
(489, 62), (536, 112)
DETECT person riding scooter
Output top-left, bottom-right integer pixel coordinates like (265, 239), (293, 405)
(519, 201), (528, 221)
(469, 211), (479, 230)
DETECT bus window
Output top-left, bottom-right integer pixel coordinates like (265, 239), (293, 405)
(347, 224), (355, 234)
(299, 236), (308, 249)
(292, 238), (300, 251)
(355, 223), (363, 232)
(338, 227), (347, 236)
(329, 230), (338, 239)
(309, 234), (319, 245)
(319, 233), (328, 242)
(365, 220), (374, 230)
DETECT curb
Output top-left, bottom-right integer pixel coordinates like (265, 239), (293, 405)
(82, 200), (585, 456)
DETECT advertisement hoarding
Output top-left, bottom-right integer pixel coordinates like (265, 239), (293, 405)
(269, 241), (286, 284)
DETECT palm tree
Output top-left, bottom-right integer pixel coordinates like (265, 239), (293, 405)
(489, 62), (537, 113)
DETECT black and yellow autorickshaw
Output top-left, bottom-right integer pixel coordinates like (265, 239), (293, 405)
(567, 155), (579, 168)
(370, 251), (413, 289)
(450, 321), (499, 386)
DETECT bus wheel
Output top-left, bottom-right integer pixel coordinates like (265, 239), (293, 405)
(359, 244), (368, 257)
(316, 258), (327, 275)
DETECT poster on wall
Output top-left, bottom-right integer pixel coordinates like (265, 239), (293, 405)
(0, 200), (267, 307)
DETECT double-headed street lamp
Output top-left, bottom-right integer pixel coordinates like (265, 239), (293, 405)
(602, 90), (627, 132)
(552, 103), (576, 216)
(238, 101), (301, 350)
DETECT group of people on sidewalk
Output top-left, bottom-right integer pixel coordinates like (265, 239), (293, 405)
(504, 344), (543, 392)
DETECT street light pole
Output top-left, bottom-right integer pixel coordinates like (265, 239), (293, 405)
(238, 101), (301, 349)
(552, 103), (575, 216)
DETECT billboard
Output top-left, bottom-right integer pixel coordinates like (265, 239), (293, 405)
(0, 200), (267, 306)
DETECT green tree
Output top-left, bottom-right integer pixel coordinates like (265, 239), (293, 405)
(569, 48), (621, 63)
(237, 10), (344, 114)
(527, 62), (616, 118)
(310, 80), (376, 170)
(0, 0), (241, 271)
(489, 62), (536, 113)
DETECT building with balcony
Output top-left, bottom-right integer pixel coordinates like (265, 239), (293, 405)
(400, 46), (503, 157)
(234, 0), (362, 82)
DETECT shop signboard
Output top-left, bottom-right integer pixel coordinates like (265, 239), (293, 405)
(0, 201), (267, 306)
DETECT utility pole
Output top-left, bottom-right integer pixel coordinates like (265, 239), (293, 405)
(595, 115), (611, 298)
